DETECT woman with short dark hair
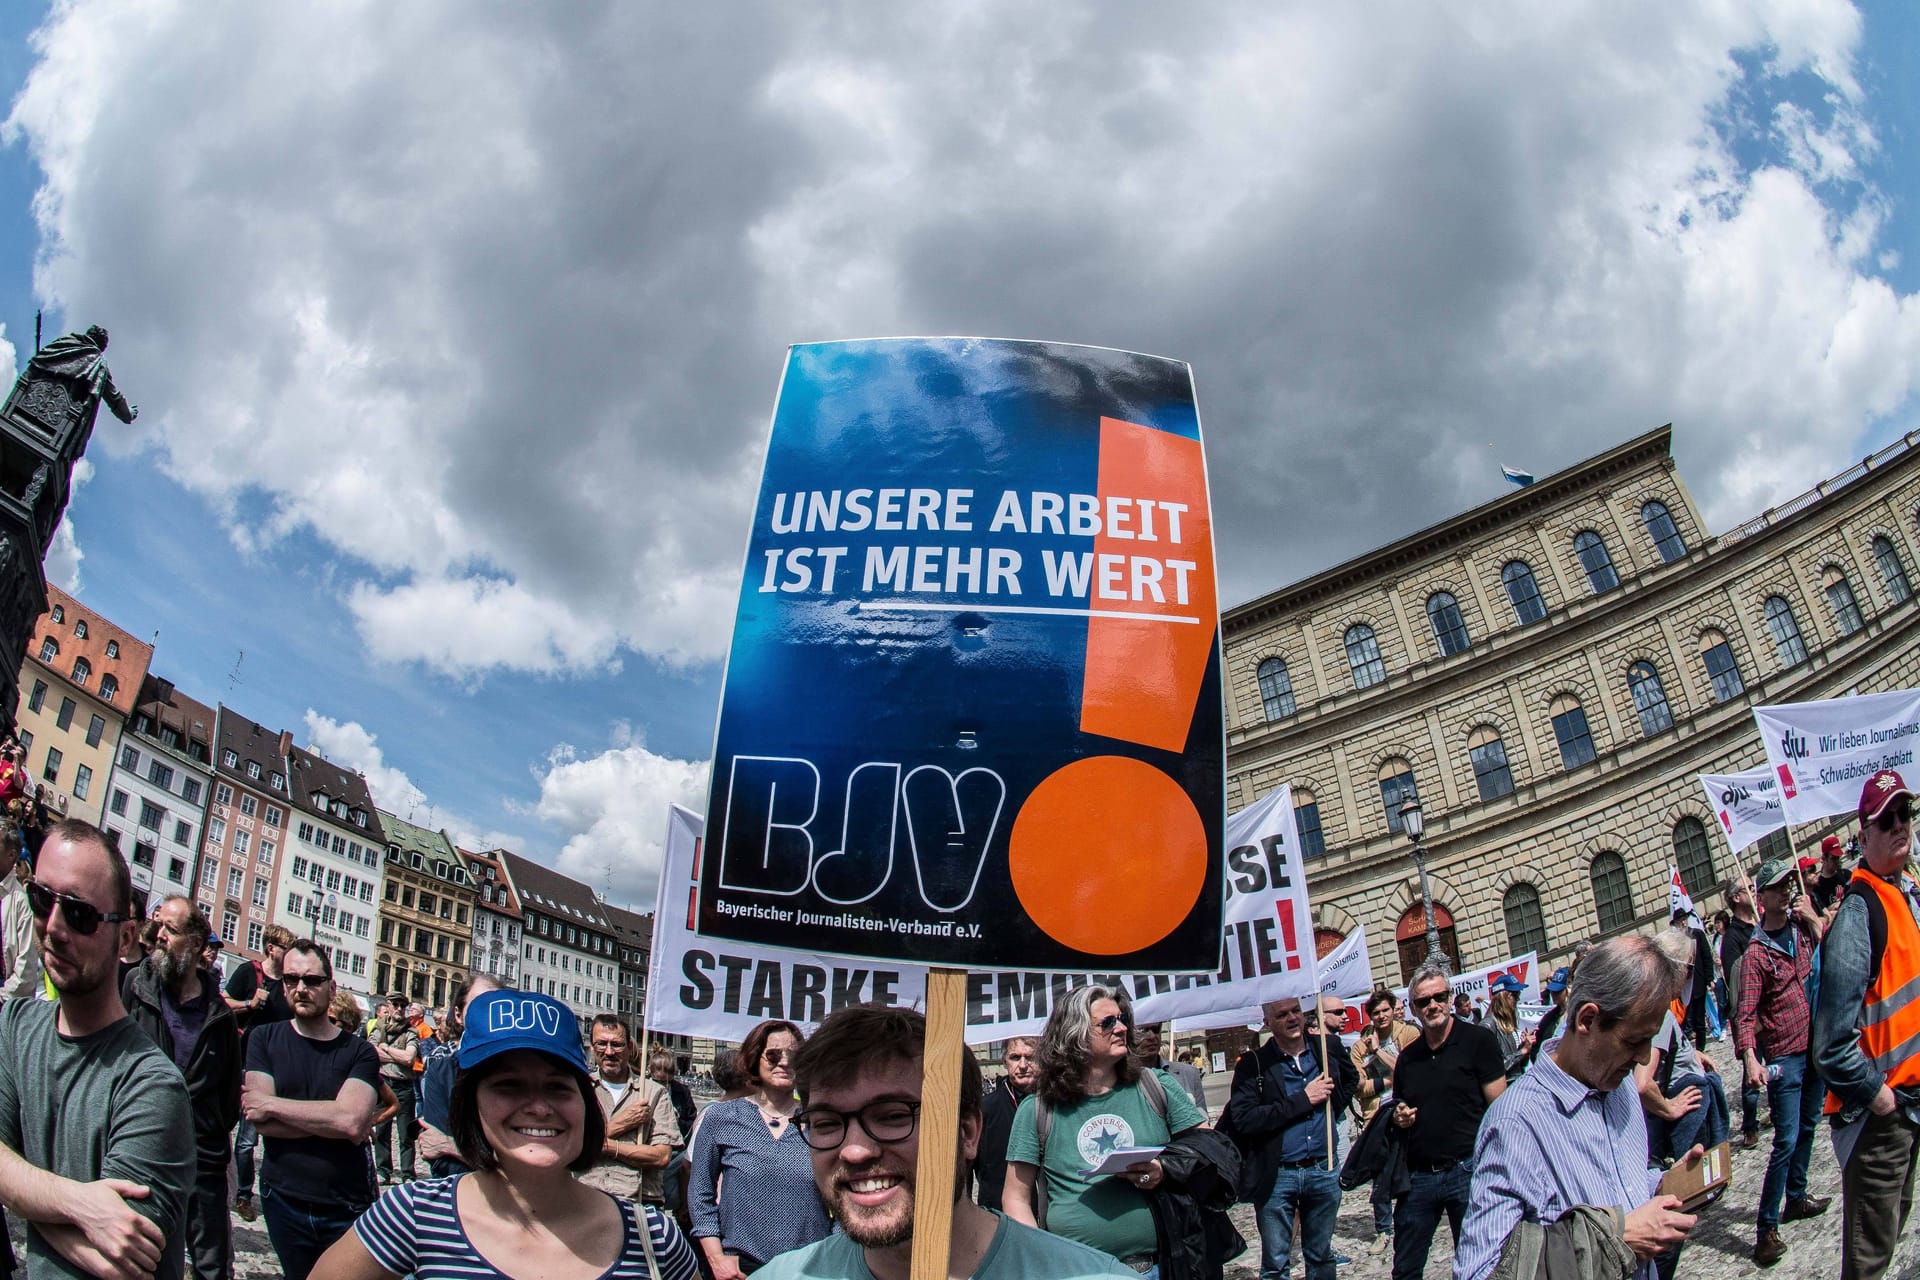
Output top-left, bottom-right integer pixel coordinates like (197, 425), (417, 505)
(311, 990), (697, 1280)
(687, 1020), (831, 1278)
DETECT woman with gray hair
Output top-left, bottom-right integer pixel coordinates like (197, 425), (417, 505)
(1002, 985), (1208, 1271)
(1637, 928), (1730, 1163)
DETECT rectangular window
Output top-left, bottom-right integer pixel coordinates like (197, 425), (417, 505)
(259, 839), (275, 865)
(131, 841), (156, 868)
(326, 869), (341, 891)
(1377, 770), (1416, 834)
(55, 698), (75, 731)
(439, 898), (452, 919)
(251, 880), (267, 908)
(234, 829), (250, 856)
(332, 835), (345, 855)
(247, 922), (264, 953)
(240, 794), (258, 818)
(356, 918), (370, 939)
(214, 783), (233, 807)
(222, 912), (237, 943)
(380, 919), (394, 944)
(227, 868), (243, 897)
(109, 789), (129, 816)
(1704, 641), (1744, 702)
(41, 747), (61, 783)
(146, 760), (174, 790)
(419, 892), (436, 915)
(222, 750), (238, 769)
(401, 887), (415, 908)
(1553, 706), (1598, 770)
(385, 881), (398, 901)
(321, 904), (337, 927)
(26, 680), (45, 713)
(292, 855), (309, 879)
(72, 763), (92, 801)
(286, 892), (303, 916)
(85, 715), (105, 748)
(1470, 738), (1515, 801)
(16, 730), (29, 754)
(417, 932), (434, 958)
(200, 860), (218, 887)
(181, 778), (202, 805)
(360, 883), (373, 902)
(399, 924), (413, 948)
(168, 857), (186, 883)
(297, 821), (315, 844)
(208, 816), (227, 845)
(456, 904), (468, 925)
(264, 805), (283, 828)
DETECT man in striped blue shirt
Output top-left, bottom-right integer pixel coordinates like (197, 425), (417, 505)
(1454, 937), (1701, 1280)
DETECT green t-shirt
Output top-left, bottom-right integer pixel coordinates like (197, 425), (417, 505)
(1004, 1069), (1206, 1261)
(0, 1000), (194, 1280)
(756, 1212), (1136, 1278)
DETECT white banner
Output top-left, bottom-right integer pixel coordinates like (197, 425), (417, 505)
(1667, 866), (1702, 932)
(1754, 688), (1920, 825)
(646, 786), (1327, 1045)
(1169, 926), (1374, 1034)
(1697, 767), (1785, 855)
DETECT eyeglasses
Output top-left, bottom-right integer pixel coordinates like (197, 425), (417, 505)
(1097, 1014), (1129, 1034)
(283, 974), (331, 990)
(795, 1099), (921, 1151)
(25, 882), (131, 936)
(1877, 803), (1914, 832)
(762, 1048), (792, 1065)
(1410, 992), (1451, 1010)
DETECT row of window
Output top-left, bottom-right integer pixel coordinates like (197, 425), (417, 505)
(297, 821), (374, 865)
(382, 843), (473, 888)
(525, 911), (614, 956)
(34, 639), (121, 703)
(1256, 541), (1906, 721)
(379, 876), (471, 923)
(524, 943), (614, 983)
(217, 748), (289, 793)
(1496, 823), (1788, 956)
(375, 918), (468, 963)
(119, 746), (209, 807)
(131, 713), (212, 765)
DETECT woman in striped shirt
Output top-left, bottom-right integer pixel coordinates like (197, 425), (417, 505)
(312, 990), (698, 1280)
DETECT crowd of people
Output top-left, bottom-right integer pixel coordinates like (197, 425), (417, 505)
(0, 766), (1913, 1279)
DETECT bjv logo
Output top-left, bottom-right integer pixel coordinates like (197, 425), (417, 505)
(1779, 729), (1809, 760)
(488, 997), (562, 1038)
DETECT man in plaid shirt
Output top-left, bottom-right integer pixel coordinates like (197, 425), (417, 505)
(1734, 856), (1832, 1267)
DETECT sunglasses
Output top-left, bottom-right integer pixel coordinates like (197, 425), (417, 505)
(1876, 803), (1914, 832)
(1410, 992), (1451, 1010)
(283, 973), (331, 990)
(761, 1048), (792, 1065)
(1097, 1014), (1129, 1034)
(25, 882), (131, 936)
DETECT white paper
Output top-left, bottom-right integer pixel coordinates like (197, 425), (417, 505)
(1083, 1145), (1164, 1178)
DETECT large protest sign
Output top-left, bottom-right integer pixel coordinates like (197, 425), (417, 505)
(1697, 767), (1785, 854)
(652, 784), (1320, 1044)
(1755, 689), (1920, 825)
(1169, 927), (1375, 1035)
(699, 338), (1224, 970)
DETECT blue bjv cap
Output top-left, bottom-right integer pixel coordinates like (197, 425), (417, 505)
(459, 990), (591, 1078)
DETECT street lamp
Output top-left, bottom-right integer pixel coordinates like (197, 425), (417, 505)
(1399, 794), (1448, 973)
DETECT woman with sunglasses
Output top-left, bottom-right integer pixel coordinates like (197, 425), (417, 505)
(687, 1020), (831, 1278)
(312, 989), (698, 1280)
(1003, 986), (1208, 1274)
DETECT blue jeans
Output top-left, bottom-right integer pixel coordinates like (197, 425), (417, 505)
(1740, 1076), (1761, 1138)
(1393, 1161), (1472, 1280)
(1648, 1070), (1730, 1161)
(1258, 1165), (1341, 1280)
(1759, 1052), (1823, 1230)
(261, 1186), (364, 1280)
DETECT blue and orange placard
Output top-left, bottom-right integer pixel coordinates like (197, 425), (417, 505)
(699, 338), (1224, 970)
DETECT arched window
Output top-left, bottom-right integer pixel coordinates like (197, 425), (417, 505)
(105, 640), (119, 659)
(1590, 851), (1635, 933)
(49, 605), (62, 624)
(1549, 694), (1596, 770)
(1427, 592), (1471, 656)
(1501, 560), (1548, 626)
(70, 658), (90, 688)
(1642, 500), (1687, 562)
(72, 620), (86, 640)
(1294, 789), (1326, 859)
(1257, 657), (1296, 720)
(1345, 624), (1386, 690)
(1377, 759), (1416, 834)
(1698, 629), (1743, 703)
(1628, 660), (1673, 735)
(1823, 567), (1864, 636)
(1874, 536), (1912, 604)
(1503, 883), (1548, 957)
(1573, 530), (1619, 594)
(1764, 596), (1808, 667)
(97, 674), (118, 704)
(1467, 726), (1514, 801)
(38, 638), (56, 663)
(1673, 817), (1716, 900)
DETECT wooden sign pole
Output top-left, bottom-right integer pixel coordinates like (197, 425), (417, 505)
(910, 968), (968, 1280)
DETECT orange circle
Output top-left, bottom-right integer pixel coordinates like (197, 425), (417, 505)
(1009, 756), (1209, 955)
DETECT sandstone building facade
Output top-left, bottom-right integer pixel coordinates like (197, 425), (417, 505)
(1223, 425), (1920, 982)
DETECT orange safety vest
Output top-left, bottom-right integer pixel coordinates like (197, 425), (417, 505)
(1826, 868), (1920, 1113)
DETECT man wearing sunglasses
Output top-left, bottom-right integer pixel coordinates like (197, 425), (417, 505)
(1814, 769), (1920, 1280)
(0, 819), (194, 1279)
(759, 1003), (1132, 1280)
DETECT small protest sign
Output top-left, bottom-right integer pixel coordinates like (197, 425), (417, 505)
(1697, 766), (1785, 854)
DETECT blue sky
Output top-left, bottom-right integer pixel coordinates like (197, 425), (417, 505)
(0, 3), (1915, 907)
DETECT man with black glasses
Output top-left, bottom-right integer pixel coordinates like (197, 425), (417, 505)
(1815, 769), (1920, 1280)
(760, 1003), (1132, 1279)
(1389, 963), (1506, 1280)
(242, 940), (381, 1280)
(0, 819), (193, 1279)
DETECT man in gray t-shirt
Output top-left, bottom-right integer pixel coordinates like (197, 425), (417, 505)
(0, 821), (193, 1279)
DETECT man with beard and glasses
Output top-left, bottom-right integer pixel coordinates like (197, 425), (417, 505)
(760, 1004), (1132, 1280)
(581, 1015), (683, 1210)
(0, 820), (193, 1280)
(122, 896), (242, 1280)
(973, 1037), (1038, 1212)
(242, 941), (381, 1280)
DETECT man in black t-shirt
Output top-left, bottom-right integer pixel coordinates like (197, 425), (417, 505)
(225, 923), (296, 1219)
(1389, 964), (1508, 1280)
(242, 940), (380, 1280)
